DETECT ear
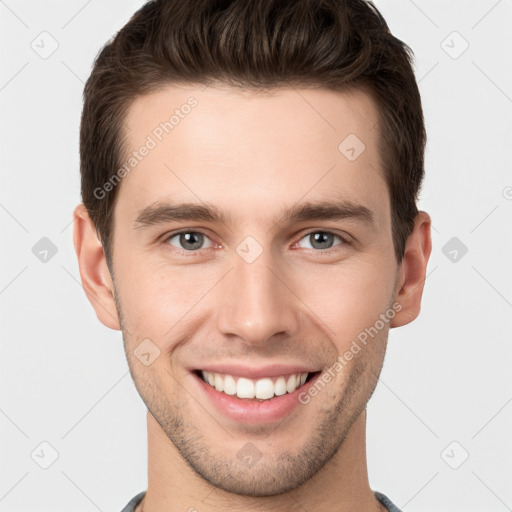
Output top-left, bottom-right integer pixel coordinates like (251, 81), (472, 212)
(391, 211), (432, 328)
(72, 204), (121, 330)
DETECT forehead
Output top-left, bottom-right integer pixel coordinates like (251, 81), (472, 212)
(116, 83), (389, 229)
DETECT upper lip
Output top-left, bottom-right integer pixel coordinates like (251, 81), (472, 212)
(193, 364), (320, 379)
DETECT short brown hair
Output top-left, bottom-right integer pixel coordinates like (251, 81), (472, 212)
(80, 0), (426, 264)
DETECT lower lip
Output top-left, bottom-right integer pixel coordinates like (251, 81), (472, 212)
(192, 371), (321, 424)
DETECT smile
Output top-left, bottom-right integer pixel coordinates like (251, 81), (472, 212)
(198, 370), (315, 400)
(191, 364), (323, 423)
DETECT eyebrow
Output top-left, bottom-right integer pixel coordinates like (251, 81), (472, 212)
(133, 199), (375, 230)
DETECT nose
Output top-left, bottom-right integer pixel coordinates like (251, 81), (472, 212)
(216, 249), (299, 347)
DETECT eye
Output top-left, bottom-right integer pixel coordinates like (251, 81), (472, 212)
(166, 231), (214, 251)
(296, 231), (345, 251)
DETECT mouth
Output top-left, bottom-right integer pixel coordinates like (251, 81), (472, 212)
(193, 369), (321, 401)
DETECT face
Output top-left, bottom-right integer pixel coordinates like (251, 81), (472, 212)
(86, 84), (409, 495)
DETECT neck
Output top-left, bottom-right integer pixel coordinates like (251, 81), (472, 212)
(140, 409), (383, 512)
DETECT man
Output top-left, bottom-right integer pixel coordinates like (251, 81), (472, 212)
(73, 0), (432, 510)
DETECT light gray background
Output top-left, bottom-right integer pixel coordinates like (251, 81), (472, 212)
(1, 1), (511, 511)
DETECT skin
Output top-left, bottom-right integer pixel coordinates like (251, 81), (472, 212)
(73, 84), (431, 512)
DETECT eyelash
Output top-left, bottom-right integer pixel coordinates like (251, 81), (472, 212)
(162, 229), (351, 256)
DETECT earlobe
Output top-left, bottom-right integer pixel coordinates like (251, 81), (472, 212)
(390, 211), (432, 328)
(73, 204), (121, 330)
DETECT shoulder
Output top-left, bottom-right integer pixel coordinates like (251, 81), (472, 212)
(120, 491), (146, 512)
(374, 491), (403, 512)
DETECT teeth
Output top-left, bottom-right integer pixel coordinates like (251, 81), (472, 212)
(237, 377), (255, 399)
(223, 374), (237, 395)
(200, 370), (309, 400)
(274, 376), (287, 396)
(214, 373), (224, 392)
(255, 378), (274, 399)
(286, 374), (297, 393)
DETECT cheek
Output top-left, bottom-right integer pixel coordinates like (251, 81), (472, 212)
(113, 255), (225, 366)
(294, 258), (395, 341)
(112, 259), (183, 347)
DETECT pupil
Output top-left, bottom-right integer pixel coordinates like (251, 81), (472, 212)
(181, 232), (203, 250)
(311, 232), (333, 250)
